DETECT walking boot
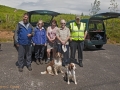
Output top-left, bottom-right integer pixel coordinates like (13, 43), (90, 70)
(79, 61), (83, 67)
(27, 65), (32, 71)
(18, 67), (23, 72)
(36, 59), (40, 65)
(45, 58), (50, 64)
(40, 59), (43, 64)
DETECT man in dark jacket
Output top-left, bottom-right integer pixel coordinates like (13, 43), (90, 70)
(14, 13), (34, 72)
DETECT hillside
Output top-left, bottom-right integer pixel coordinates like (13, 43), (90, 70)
(0, 5), (26, 42)
(0, 5), (26, 30)
(0, 5), (25, 13)
(0, 5), (120, 44)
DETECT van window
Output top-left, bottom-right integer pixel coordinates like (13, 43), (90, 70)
(89, 23), (96, 31)
(96, 23), (103, 31)
(30, 14), (52, 27)
(89, 20), (104, 31)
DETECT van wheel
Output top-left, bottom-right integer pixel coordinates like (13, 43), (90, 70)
(95, 45), (103, 49)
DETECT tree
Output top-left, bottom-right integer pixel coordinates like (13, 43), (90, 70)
(108, 0), (119, 27)
(108, 0), (119, 12)
(81, 12), (84, 16)
(89, 0), (101, 16)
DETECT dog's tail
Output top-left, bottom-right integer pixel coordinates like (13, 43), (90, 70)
(41, 71), (47, 74)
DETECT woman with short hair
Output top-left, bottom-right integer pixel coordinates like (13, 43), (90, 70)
(46, 20), (58, 64)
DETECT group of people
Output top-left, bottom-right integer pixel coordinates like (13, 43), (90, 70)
(14, 13), (87, 72)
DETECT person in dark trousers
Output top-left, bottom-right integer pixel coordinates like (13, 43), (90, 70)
(69, 15), (87, 67)
(32, 20), (47, 65)
(14, 13), (34, 72)
(56, 19), (70, 66)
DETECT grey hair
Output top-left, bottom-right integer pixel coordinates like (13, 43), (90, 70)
(60, 19), (66, 23)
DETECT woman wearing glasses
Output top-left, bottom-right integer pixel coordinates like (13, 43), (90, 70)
(56, 19), (70, 66)
(32, 20), (47, 65)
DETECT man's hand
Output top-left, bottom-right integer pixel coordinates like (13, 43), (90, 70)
(16, 44), (19, 47)
(61, 41), (66, 45)
(70, 37), (72, 41)
(27, 34), (32, 37)
(49, 39), (54, 43)
(45, 43), (47, 46)
(33, 43), (35, 46)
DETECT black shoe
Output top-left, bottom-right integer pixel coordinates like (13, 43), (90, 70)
(36, 59), (40, 65)
(79, 62), (83, 67)
(18, 67), (23, 72)
(27, 66), (32, 71)
(62, 63), (65, 66)
(45, 59), (50, 64)
(40, 59), (43, 64)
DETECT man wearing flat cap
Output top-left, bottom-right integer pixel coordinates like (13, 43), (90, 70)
(69, 15), (87, 67)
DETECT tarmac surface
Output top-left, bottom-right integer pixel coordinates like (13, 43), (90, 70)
(0, 42), (120, 90)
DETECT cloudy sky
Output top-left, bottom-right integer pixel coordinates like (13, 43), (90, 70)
(0, 0), (120, 15)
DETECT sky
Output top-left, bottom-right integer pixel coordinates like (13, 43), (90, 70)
(0, 0), (120, 15)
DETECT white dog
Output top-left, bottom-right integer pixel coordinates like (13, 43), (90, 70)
(41, 52), (63, 75)
(63, 63), (77, 85)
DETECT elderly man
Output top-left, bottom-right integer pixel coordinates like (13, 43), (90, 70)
(69, 15), (87, 67)
(56, 19), (70, 66)
(14, 13), (34, 72)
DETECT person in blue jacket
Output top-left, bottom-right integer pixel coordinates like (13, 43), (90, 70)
(14, 13), (34, 72)
(32, 20), (47, 65)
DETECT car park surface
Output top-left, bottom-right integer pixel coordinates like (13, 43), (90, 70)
(0, 42), (120, 90)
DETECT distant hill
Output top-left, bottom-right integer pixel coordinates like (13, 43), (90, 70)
(0, 5), (26, 30)
(0, 5), (26, 13)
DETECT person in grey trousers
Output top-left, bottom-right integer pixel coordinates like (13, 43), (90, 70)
(69, 15), (87, 67)
(14, 13), (34, 72)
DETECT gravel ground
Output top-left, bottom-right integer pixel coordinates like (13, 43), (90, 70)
(0, 42), (120, 90)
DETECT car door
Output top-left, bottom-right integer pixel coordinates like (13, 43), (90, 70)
(89, 12), (120, 20)
(88, 12), (120, 48)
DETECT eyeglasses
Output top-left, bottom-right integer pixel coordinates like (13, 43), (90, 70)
(61, 23), (66, 25)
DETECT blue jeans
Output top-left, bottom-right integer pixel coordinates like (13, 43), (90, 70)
(57, 44), (69, 64)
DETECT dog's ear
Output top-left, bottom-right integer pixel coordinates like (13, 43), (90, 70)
(69, 63), (74, 71)
(55, 52), (58, 58)
(68, 64), (71, 71)
(68, 63), (73, 71)
(61, 53), (63, 58)
(71, 64), (74, 70)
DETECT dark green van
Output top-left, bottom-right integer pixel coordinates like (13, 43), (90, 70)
(27, 10), (60, 28)
(66, 12), (120, 49)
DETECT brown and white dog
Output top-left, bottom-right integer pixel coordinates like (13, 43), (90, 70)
(63, 63), (77, 85)
(41, 52), (63, 75)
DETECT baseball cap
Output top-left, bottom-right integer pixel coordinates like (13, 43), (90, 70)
(75, 15), (81, 19)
